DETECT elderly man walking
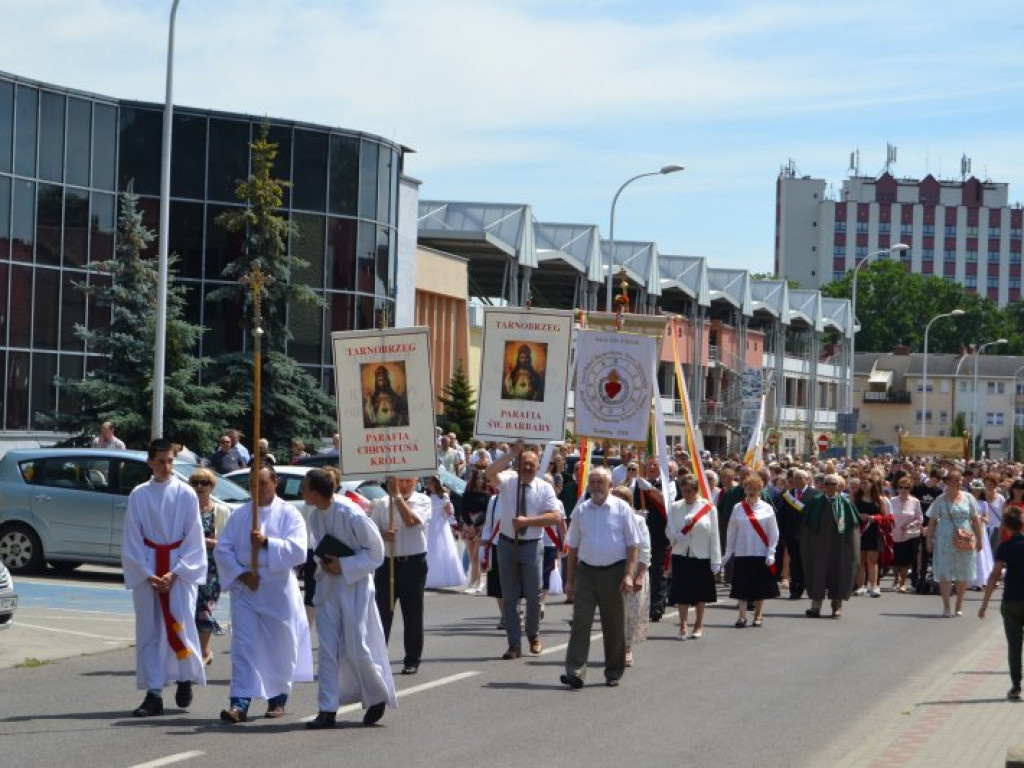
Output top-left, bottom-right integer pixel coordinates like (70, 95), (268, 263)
(561, 467), (641, 689)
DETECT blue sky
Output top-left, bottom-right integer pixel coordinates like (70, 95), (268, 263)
(3, 0), (1023, 273)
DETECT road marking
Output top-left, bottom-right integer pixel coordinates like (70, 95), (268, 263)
(302, 670), (481, 719)
(25, 612), (134, 621)
(15, 621), (130, 641)
(125, 751), (204, 768)
(19, 577), (124, 591)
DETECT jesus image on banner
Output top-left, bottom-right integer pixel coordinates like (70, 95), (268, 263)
(501, 341), (546, 401)
(361, 362), (410, 428)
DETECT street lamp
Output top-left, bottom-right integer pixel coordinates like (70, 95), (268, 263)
(921, 309), (965, 436)
(605, 164), (684, 311)
(972, 338), (1007, 460)
(151, 0), (182, 439)
(846, 243), (909, 456)
(1011, 364), (1024, 461)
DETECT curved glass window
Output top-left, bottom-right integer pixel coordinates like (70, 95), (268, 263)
(0, 80), (12, 173)
(293, 129), (328, 212)
(66, 97), (91, 188)
(14, 85), (37, 178)
(207, 118), (249, 202)
(38, 92), (65, 183)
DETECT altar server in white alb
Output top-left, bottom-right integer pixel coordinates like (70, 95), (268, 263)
(215, 466), (313, 723)
(122, 438), (208, 718)
(302, 469), (397, 730)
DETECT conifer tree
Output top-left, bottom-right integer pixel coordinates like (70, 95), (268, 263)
(437, 363), (477, 440)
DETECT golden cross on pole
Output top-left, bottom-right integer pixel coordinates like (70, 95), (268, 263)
(613, 267), (630, 331)
(240, 264), (275, 581)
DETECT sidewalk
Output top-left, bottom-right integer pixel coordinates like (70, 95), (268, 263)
(833, 616), (1024, 768)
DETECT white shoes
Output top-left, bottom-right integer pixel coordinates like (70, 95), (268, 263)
(870, 587), (881, 598)
(854, 587), (868, 596)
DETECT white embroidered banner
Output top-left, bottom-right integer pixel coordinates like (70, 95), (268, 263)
(573, 329), (657, 443)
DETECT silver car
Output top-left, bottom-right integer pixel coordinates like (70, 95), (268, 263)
(0, 448), (249, 575)
(0, 560), (16, 629)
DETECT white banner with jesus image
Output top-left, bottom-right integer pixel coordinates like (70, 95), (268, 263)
(573, 329), (657, 443)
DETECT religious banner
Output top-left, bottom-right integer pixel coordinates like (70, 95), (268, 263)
(474, 308), (574, 442)
(331, 327), (437, 480)
(573, 329), (657, 443)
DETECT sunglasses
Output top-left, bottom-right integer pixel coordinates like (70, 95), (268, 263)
(191, 479), (212, 487)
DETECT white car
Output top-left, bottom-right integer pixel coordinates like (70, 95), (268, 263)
(224, 466), (384, 509)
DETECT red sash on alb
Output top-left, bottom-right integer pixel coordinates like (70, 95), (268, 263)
(741, 501), (776, 576)
(681, 503), (713, 536)
(143, 536), (190, 660)
(482, 521), (501, 570)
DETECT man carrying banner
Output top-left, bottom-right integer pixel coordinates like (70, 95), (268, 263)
(486, 442), (562, 659)
(370, 477), (431, 675)
(122, 438), (207, 717)
(634, 457), (672, 622)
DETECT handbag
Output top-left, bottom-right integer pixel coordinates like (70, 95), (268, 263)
(877, 517), (895, 567)
(949, 504), (975, 552)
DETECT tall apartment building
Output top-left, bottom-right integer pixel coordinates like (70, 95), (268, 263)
(776, 161), (1024, 304)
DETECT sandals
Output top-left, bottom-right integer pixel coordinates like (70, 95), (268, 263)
(734, 618), (747, 628)
(690, 628), (703, 639)
(751, 617), (763, 628)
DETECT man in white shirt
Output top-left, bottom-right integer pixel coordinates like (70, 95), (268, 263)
(486, 442), (562, 660)
(122, 438), (207, 717)
(214, 466), (312, 722)
(562, 467), (641, 689)
(369, 477), (432, 675)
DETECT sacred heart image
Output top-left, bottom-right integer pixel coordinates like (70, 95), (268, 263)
(603, 370), (623, 399)
(360, 361), (410, 429)
(501, 340), (547, 401)
(581, 351), (649, 420)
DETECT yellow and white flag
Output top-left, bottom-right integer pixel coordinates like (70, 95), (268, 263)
(743, 394), (766, 472)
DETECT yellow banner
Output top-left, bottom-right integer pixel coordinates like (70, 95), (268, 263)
(899, 435), (968, 458)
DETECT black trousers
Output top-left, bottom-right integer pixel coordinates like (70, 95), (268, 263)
(786, 537), (804, 597)
(374, 555), (427, 668)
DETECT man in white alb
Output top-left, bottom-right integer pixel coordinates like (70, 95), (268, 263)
(214, 466), (312, 723)
(122, 438), (207, 717)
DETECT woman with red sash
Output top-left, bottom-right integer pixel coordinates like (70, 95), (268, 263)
(667, 474), (720, 640)
(723, 475), (779, 628)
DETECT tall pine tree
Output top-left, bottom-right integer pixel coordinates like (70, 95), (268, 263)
(205, 123), (336, 446)
(437, 363), (476, 441)
(41, 187), (242, 449)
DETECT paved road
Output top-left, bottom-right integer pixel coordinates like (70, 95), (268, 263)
(0, 572), (1013, 768)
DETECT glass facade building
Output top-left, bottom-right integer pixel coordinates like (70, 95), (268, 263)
(0, 71), (404, 432)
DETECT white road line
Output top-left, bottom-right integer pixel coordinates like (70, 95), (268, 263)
(15, 621), (131, 641)
(125, 751), (204, 768)
(24, 612), (134, 621)
(301, 671), (481, 720)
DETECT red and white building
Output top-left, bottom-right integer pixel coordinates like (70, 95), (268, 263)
(776, 162), (1024, 305)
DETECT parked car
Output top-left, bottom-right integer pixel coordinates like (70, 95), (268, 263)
(224, 465), (384, 509)
(0, 448), (249, 575)
(0, 559), (16, 630)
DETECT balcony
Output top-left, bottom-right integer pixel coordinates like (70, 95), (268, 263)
(863, 390), (912, 404)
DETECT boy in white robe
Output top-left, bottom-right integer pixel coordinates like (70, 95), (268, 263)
(214, 466), (312, 722)
(303, 469), (397, 729)
(121, 438), (207, 717)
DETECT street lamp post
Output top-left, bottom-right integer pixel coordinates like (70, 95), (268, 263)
(1011, 365), (1024, 462)
(972, 338), (1007, 460)
(151, 0), (181, 439)
(846, 244), (909, 457)
(605, 164), (684, 312)
(921, 309), (965, 436)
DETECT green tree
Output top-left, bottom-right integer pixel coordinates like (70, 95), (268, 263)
(822, 260), (1018, 354)
(205, 123), (336, 444)
(437, 363), (476, 440)
(40, 187), (242, 448)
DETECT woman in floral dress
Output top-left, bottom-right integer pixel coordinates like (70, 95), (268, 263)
(925, 470), (984, 618)
(190, 468), (231, 665)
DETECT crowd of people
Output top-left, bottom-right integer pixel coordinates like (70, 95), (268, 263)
(117, 427), (1024, 722)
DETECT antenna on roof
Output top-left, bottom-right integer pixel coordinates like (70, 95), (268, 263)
(884, 143), (897, 175)
(961, 154), (972, 182)
(848, 149), (859, 176)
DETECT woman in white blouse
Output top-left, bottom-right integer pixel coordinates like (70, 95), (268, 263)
(724, 475), (779, 628)
(889, 478), (923, 592)
(667, 474), (720, 639)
